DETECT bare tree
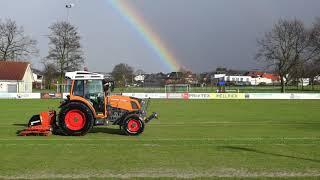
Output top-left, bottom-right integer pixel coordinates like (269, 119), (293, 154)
(256, 19), (312, 92)
(42, 62), (59, 89)
(111, 63), (134, 87)
(0, 19), (38, 61)
(304, 61), (320, 90)
(306, 17), (320, 90)
(45, 21), (84, 81)
(310, 17), (320, 54)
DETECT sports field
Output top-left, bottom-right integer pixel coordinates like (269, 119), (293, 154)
(0, 99), (320, 179)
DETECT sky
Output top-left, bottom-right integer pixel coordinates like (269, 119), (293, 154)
(1, 0), (320, 73)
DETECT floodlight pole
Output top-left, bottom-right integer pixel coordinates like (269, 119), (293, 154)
(65, 4), (74, 23)
(65, 3), (74, 81)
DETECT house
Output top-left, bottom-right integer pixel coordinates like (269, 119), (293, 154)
(245, 71), (280, 85)
(144, 73), (167, 87)
(0, 61), (34, 93)
(166, 72), (184, 84)
(223, 75), (252, 85)
(210, 71), (280, 86)
(134, 74), (145, 82)
(184, 72), (199, 85)
(298, 78), (310, 86)
(199, 73), (211, 86)
(32, 68), (44, 89)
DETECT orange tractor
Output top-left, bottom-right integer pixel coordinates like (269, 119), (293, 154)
(19, 71), (157, 136)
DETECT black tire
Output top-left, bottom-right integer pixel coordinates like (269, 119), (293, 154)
(51, 118), (63, 135)
(58, 102), (94, 136)
(121, 114), (145, 136)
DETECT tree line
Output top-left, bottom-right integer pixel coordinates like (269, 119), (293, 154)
(256, 18), (320, 92)
(0, 19), (83, 88)
(1, 17), (320, 92)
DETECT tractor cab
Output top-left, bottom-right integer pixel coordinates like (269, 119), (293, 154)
(65, 71), (106, 117)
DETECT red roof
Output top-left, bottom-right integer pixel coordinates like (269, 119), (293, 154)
(0, 61), (29, 80)
(246, 71), (280, 81)
(246, 71), (264, 77)
(262, 73), (280, 81)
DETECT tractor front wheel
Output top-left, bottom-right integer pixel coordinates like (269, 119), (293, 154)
(122, 115), (145, 136)
(58, 102), (94, 136)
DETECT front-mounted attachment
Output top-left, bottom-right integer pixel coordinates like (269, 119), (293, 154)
(18, 111), (56, 136)
(145, 112), (158, 123)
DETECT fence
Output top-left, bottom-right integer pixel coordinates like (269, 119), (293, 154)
(113, 85), (320, 93)
(1, 92), (320, 100)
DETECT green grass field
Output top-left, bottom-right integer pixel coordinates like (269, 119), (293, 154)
(0, 99), (320, 179)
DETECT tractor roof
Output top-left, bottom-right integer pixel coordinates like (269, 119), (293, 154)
(65, 71), (104, 80)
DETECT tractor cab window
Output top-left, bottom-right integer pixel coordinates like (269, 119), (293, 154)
(73, 80), (105, 113)
(84, 80), (104, 97)
(73, 80), (103, 97)
(65, 79), (72, 93)
(84, 80), (104, 113)
(73, 80), (84, 96)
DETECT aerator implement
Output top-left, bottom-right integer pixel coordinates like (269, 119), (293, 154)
(19, 71), (158, 136)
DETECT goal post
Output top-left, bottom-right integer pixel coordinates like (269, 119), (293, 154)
(165, 84), (190, 93)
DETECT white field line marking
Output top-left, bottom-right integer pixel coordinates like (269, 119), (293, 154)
(0, 137), (320, 141)
(1, 170), (320, 179)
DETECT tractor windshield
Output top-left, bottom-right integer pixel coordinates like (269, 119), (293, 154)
(85, 79), (104, 95)
(73, 80), (103, 97)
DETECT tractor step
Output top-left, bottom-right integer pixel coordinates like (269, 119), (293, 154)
(95, 119), (107, 126)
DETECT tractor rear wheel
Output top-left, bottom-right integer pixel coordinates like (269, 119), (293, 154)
(121, 114), (144, 136)
(58, 102), (94, 136)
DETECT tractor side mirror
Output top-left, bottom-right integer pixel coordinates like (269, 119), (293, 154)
(110, 81), (115, 92)
(103, 79), (115, 93)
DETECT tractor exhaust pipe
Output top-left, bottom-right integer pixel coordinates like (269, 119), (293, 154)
(144, 112), (158, 123)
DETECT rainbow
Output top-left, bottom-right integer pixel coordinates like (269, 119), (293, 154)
(108, 0), (181, 72)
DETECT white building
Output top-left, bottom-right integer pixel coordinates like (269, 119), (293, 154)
(250, 77), (273, 85)
(134, 74), (145, 82)
(298, 78), (310, 86)
(213, 73), (274, 85)
(32, 72), (44, 89)
(224, 75), (252, 84)
(0, 61), (34, 93)
(214, 74), (226, 79)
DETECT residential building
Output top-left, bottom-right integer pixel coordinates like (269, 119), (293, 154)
(0, 61), (34, 93)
